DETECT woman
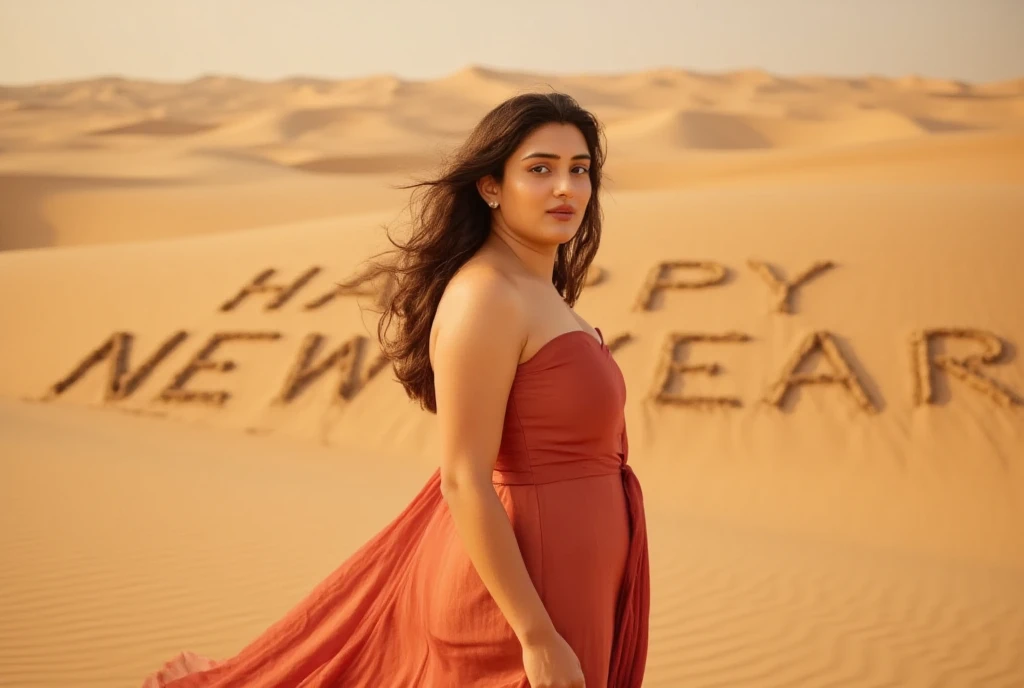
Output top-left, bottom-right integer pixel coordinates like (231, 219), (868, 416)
(144, 92), (649, 688)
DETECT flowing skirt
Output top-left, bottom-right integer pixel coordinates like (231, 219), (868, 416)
(142, 464), (648, 688)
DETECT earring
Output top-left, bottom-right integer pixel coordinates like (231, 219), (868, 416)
(489, 200), (499, 209)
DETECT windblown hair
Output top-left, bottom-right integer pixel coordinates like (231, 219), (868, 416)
(346, 92), (606, 413)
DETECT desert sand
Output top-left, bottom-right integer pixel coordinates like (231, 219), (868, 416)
(1, 66), (1023, 687)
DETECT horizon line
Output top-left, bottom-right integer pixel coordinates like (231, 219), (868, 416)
(4, 62), (1021, 89)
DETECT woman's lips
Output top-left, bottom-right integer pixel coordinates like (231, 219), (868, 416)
(547, 206), (575, 221)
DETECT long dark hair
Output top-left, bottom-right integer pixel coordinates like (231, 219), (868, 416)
(347, 92), (606, 413)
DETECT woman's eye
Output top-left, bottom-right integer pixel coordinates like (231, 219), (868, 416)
(529, 165), (589, 174)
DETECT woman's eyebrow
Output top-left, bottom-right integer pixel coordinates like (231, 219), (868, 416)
(521, 152), (592, 161)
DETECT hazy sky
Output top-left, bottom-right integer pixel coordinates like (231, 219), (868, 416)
(1, 0), (1021, 85)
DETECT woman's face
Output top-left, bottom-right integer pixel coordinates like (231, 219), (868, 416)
(482, 122), (593, 247)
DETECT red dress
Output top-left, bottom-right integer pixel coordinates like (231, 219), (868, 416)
(143, 328), (650, 687)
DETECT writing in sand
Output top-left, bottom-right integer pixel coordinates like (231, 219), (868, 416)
(44, 261), (1022, 413)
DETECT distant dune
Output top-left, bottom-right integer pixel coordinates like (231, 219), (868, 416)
(91, 118), (218, 136)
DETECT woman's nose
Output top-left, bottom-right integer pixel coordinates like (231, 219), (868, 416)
(554, 173), (574, 198)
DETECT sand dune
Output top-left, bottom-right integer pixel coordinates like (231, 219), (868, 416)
(1, 66), (1023, 687)
(608, 109), (774, 150)
(291, 153), (446, 175)
(91, 118), (219, 137)
(605, 106), (935, 151)
(3, 399), (1022, 688)
(0, 66), (1019, 252)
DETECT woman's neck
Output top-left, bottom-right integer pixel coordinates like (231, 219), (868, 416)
(486, 225), (557, 282)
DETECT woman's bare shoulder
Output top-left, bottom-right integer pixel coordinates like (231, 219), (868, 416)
(432, 259), (528, 362)
(443, 254), (524, 317)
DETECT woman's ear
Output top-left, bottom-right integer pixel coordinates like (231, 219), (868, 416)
(476, 176), (500, 208)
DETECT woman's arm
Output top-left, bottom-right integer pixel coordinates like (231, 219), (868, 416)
(431, 268), (558, 648)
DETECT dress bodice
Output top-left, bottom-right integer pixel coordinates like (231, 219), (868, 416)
(493, 329), (628, 486)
